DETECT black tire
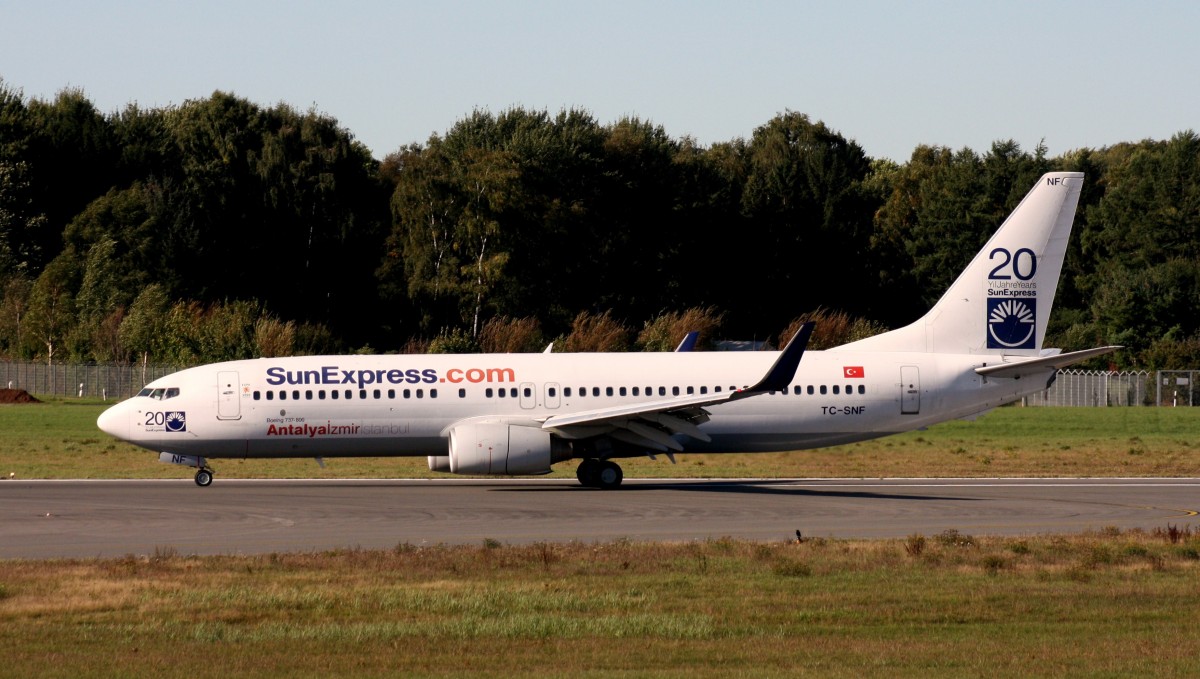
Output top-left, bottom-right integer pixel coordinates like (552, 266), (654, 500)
(194, 469), (214, 487)
(595, 461), (623, 489)
(576, 459), (600, 487)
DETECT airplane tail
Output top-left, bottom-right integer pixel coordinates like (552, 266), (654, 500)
(836, 171), (1084, 356)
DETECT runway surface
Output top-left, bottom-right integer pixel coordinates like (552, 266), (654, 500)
(2, 478), (1198, 559)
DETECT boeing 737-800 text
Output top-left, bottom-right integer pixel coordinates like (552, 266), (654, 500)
(97, 172), (1117, 488)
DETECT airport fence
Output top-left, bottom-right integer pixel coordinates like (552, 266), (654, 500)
(1023, 369), (1200, 407)
(0, 360), (185, 401)
(2, 360), (1198, 406)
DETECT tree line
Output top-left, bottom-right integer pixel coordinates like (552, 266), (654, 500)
(1, 81), (1198, 368)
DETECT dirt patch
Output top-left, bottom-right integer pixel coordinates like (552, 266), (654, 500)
(0, 389), (40, 404)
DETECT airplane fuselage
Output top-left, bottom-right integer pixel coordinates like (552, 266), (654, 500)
(100, 349), (1047, 460)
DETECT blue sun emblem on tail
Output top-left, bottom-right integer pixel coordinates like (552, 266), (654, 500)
(165, 411), (187, 433)
(987, 298), (1036, 349)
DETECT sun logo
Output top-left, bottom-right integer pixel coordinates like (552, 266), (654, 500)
(165, 411), (187, 433)
(987, 299), (1036, 349)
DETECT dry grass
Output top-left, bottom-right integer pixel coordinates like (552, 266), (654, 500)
(2, 531), (1200, 677)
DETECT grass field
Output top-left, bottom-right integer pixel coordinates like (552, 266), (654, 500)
(1, 399), (1198, 480)
(4, 401), (1200, 676)
(2, 530), (1199, 677)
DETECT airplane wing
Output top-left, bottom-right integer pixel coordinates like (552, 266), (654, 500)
(540, 323), (814, 452)
(974, 345), (1121, 379)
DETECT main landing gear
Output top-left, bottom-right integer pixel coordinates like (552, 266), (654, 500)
(576, 459), (624, 489)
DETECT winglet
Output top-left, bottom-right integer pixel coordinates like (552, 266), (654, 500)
(739, 322), (814, 396)
(674, 331), (699, 352)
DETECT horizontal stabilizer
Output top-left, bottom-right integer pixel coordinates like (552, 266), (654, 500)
(974, 346), (1121, 379)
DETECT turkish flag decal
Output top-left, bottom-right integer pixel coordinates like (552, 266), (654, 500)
(843, 366), (865, 378)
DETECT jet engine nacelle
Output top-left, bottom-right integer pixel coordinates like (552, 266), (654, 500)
(446, 423), (563, 475)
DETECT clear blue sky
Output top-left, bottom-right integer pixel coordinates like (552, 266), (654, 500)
(3, 1), (1197, 162)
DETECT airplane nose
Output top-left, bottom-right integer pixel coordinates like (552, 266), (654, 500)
(97, 403), (129, 441)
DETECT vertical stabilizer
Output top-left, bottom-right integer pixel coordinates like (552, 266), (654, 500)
(836, 171), (1084, 355)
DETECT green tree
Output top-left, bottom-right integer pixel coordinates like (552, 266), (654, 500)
(118, 284), (171, 365)
(0, 275), (32, 358)
(23, 255), (78, 363)
(738, 112), (876, 333)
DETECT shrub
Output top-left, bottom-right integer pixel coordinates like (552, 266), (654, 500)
(561, 311), (630, 352)
(636, 307), (724, 351)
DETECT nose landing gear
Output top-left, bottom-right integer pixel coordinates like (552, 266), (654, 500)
(158, 453), (215, 487)
(194, 468), (214, 487)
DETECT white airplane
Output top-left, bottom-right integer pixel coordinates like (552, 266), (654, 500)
(98, 171), (1117, 489)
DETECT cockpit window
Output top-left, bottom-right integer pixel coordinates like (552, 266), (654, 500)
(165, 388), (180, 399)
(137, 388), (153, 397)
(140, 387), (179, 400)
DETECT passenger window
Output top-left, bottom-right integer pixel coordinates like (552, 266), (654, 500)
(606, 387), (613, 397)
(404, 389), (412, 398)
(700, 386), (708, 395)
(807, 385), (814, 395)
(344, 390), (352, 399)
(658, 387), (666, 396)
(486, 388), (493, 398)
(632, 387), (640, 396)
(549, 387), (558, 397)
(687, 386), (694, 395)
(459, 388), (467, 398)
(319, 390), (326, 400)
(431, 389), (437, 398)
(833, 385), (840, 395)
(266, 391), (274, 401)
(387, 389), (395, 399)
(672, 386), (680, 396)
(416, 389), (424, 398)
(858, 385), (865, 395)
(331, 390), (339, 400)
(373, 389), (381, 399)
(592, 387), (600, 397)
(359, 390), (367, 399)
(306, 390), (313, 400)
(253, 391), (261, 400)
(820, 385), (827, 395)
(279, 391), (288, 401)
(525, 387), (532, 398)
(564, 387), (572, 397)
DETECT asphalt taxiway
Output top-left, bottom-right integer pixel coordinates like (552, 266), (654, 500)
(2, 478), (1197, 558)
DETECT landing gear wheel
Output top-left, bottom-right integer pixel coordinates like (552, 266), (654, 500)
(194, 469), (214, 487)
(576, 459), (600, 487)
(595, 461), (623, 490)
